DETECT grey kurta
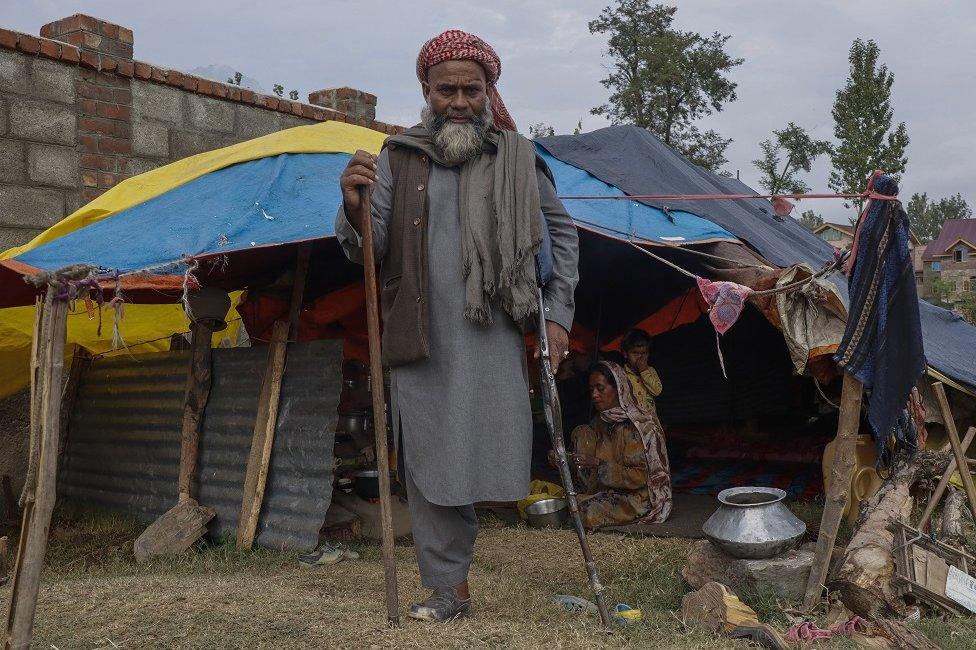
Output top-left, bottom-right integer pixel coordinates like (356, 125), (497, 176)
(336, 147), (578, 507)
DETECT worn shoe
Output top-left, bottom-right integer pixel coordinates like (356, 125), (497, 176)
(407, 587), (471, 622)
(298, 542), (359, 567)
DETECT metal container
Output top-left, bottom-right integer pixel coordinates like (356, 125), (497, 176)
(701, 486), (806, 559)
(525, 498), (568, 529)
(353, 469), (380, 500)
(337, 413), (368, 438)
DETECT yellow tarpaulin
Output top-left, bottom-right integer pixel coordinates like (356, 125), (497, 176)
(0, 121), (386, 398)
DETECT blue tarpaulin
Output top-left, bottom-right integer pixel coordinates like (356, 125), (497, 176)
(536, 148), (735, 245)
(16, 153), (351, 276)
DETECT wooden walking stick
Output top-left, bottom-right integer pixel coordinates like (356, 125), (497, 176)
(359, 185), (400, 627)
(535, 283), (613, 628)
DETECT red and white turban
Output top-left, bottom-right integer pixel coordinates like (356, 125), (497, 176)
(416, 29), (517, 131)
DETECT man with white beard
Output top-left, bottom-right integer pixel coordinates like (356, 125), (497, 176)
(336, 30), (578, 622)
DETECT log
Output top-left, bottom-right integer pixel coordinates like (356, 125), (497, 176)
(869, 618), (941, 650)
(940, 487), (967, 547)
(133, 499), (215, 564)
(803, 372), (863, 610)
(4, 287), (68, 649)
(681, 581), (759, 635)
(831, 450), (951, 618)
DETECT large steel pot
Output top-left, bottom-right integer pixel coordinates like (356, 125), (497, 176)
(701, 486), (806, 559)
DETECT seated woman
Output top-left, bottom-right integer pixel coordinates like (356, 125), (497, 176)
(564, 361), (672, 529)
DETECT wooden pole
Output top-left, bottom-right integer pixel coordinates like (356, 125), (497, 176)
(803, 372), (863, 611)
(918, 426), (976, 532)
(933, 382), (976, 525)
(57, 347), (91, 456)
(236, 245), (310, 550)
(178, 321), (214, 502)
(4, 285), (68, 649)
(236, 319), (289, 549)
(359, 185), (399, 627)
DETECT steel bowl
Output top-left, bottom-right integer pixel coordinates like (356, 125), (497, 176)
(525, 498), (568, 529)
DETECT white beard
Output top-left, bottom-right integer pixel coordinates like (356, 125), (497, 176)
(421, 103), (493, 166)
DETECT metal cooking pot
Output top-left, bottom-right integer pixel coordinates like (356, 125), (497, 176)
(525, 498), (568, 529)
(702, 486), (806, 559)
(337, 413), (368, 438)
(353, 469), (380, 500)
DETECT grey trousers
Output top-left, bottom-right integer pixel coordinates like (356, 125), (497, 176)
(403, 462), (479, 589)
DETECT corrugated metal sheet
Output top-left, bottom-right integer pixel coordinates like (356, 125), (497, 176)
(59, 340), (341, 551)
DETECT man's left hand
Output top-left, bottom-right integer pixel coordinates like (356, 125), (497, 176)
(536, 321), (570, 374)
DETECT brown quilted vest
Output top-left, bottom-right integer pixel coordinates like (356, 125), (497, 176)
(379, 142), (431, 367)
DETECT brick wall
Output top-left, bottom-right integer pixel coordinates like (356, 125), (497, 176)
(0, 13), (401, 252)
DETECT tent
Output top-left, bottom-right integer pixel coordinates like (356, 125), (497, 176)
(3, 121), (976, 538)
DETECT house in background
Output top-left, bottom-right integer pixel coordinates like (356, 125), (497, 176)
(920, 219), (976, 304)
(813, 221), (855, 250)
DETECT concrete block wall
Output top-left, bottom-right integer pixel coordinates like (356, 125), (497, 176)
(0, 13), (400, 252)
(0, 49), (79, 250)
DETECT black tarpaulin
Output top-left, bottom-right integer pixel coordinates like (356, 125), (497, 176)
(538, 125), (976, 396)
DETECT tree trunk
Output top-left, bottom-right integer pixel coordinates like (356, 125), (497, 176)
(940, 487), (967, 547)
(831, 451), (951, 618)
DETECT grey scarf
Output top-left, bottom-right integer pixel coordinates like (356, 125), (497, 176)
(387, 126), (543, 326)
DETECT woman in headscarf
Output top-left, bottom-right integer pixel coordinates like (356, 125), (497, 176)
(561, 361), (672, 529)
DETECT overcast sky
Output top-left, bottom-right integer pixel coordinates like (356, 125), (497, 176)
(6, 1), (975, 223)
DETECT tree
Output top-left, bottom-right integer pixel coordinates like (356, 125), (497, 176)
(958, 295), (976, 325)
(798, 209), (824, 231)
(906, 192), (973, 242)
(226, 71), (243, 86)
(589, 1), (743, 171)
(753, 123), (832, 194)
(528, 123), (556, 139)
(829, 39), (909, 210)
(929, 277), (956, 307)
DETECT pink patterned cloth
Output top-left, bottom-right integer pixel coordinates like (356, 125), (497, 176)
(695, 277), (754, 334)
(416, 29), (517, 131)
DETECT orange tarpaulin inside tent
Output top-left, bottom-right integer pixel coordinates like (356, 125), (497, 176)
(240, 283), (707, 365)
(238, 282), (370, 363)
(601, 288), (707, 351)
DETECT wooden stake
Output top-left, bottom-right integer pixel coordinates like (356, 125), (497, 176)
(20, 297), (44, 508)
(0, 537), (8, 586)
(57, 347), (91, 456)
(1, 477), (16, 523)
(237, 319), (289, 550)
(918, 425), (976, 532)
(933, 382), (976, 525)
(359, 185), (400, 627)
(803, 372), (863, 611)
(236, 244), (310, 550)
(4, 285), (68, 649)
(178, 321), (214, 502)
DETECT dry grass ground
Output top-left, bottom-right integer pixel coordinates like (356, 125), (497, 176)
(1, 504), (973, 649)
